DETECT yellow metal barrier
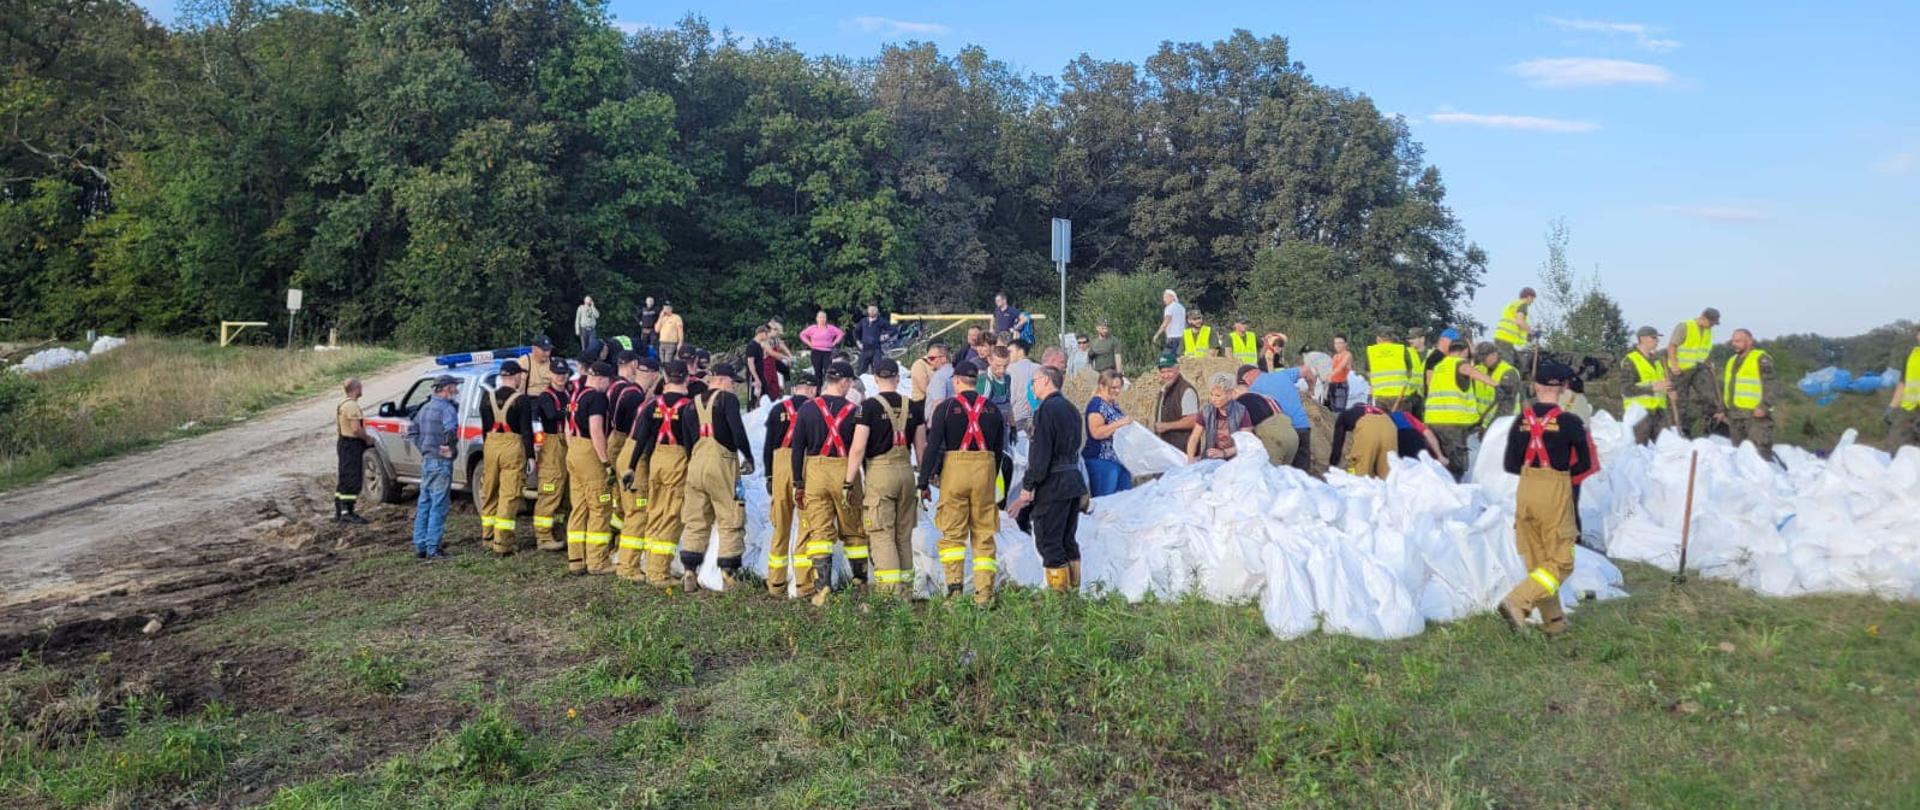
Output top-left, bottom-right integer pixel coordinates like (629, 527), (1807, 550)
(219, 321), (269, 347)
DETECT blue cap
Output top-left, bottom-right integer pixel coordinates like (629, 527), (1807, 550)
(1440, 328), (1460, 341)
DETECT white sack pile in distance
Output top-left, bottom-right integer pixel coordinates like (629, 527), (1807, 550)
(10, 336), (125, 375)
(1477, 407), (1920, 600)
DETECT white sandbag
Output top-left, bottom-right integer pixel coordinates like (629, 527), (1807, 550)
(89, 335), (126, 355)
(1112, 423), (1187, 476)
(16, 347), (88, 374)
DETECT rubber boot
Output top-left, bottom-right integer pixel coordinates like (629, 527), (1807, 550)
(946, 582), (963, 599)
(1044, 566), (1071, 594)
(972, 568), (995, 607)
(1496, 597), (1527, 633)
(1067, 560), (1081, 590)
(1537, 597), (1569, 636)
(643, 550), (674, 589)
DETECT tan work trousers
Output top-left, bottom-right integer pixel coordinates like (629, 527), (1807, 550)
(766, 447), (800, 594)
(935, 450), (999, 603)
(641, 444), (689, 586)
(1345, 414), (1396, 479)
(615, 437), (650, 581)
(1502, 466), (1576, 631)
(679, 438), (745, 567)
(479, 432), (526, 554)
(864, 452), (918, 595)
(800, 455), (866, 597)
(1252, 416), (1298, 467)
(564, 440), (612, 574)
(532, 434), (567, 550)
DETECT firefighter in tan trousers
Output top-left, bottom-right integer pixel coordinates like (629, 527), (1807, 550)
(598, 354), (643, 559)
(676, 362), (754, 590)
(531, 358), (572, 551)
(917, 360), (1011, 605)
(564, 362), (617, 575)
(789, 361), (870, 604)
(859, 359), (923, 596)
(1496, 362), (1598, 636)
(628, 360), (694, 588)
(477, 360), (535, 555)
(610, 356), (660, 581)
(761, 377), (817, 596)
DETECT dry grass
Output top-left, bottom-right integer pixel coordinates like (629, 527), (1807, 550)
(0, 338), (405, 489)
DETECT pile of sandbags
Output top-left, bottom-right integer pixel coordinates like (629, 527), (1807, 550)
(10, 336), (126, 375)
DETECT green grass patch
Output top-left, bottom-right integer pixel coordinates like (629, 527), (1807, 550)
(0, 337), (407, 490)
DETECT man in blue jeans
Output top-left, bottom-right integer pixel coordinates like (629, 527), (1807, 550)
(408, 374), (463, 559)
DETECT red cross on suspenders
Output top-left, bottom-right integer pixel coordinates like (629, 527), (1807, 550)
(814, 397), (857, 457)
(1522, 406), (1562, 468)
(955, 394), (990, 451)
(655, 398), (690, 445)
(778, 398), (801, 449)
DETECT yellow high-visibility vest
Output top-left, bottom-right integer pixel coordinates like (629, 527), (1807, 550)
(1721, 349), (1768, 410)
(1423, 357), (1479, 425)
(1182, 326), (1213, 358)
(1473, 361), (1517, 427)
(1677, 320), (1712, 371)
(1367, 342), (1411, 399)
(1624, 351), (1667, 412)
(1902, 347), (1920, 411)
(1495, 299), (1528, 347)
(1229, 331), (1258, 364)
(1410, 348), (1428, 394)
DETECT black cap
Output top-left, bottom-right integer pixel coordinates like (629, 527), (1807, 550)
(548, 357), (570, 376)
(530, 334), (553, 350)
(710, 361), (746, 382)
(1237, 364), (1261, 383)
(1702, 307), (1722, 324)
(825, 361), (856, 381)
(1535, 361), (1575, 386)
(873, 357), (900, 378)
(499, 360), (524, 376)
(952, 360), (981, 379)
(588, 361), (616, 379)
(433, 374), (462, 389)
(1635, 326), (1661, 339)
(615, 350), (639, 366)
(663, 360), (689, 380)
(636, 357), (661, 372)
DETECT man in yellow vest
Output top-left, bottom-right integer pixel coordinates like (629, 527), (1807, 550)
(1405, 327), (1432, 415)
(1364, 326), (1420, 412)
(1181, 311), (1220, 359)
(1472, 342), (1519, 431)
(1714, 328), (1775, 461)
(1889, 324), (1920, 452)
(1493, 287), (1537, 366)
(1422, 341), (1498, 481)
(1623, 326), (1671, 445)
(1666, 307), (1722, 438)
(1227, 318), (1259, 365)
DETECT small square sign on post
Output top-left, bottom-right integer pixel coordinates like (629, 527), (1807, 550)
(286, 288), (303, 348)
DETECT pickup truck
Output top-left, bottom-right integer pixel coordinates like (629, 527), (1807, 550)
(360, 359), (567, 508)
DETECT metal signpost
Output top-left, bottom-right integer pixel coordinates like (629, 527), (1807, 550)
(286, 288), (303, 349)
(1050, 217), (1070, 345)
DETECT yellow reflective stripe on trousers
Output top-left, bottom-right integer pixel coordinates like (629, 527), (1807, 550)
(335, 493), (358, 500)
(618, 534), (646, 550)
(939, 547), (967, 562)
(804, 541), (834, 557)
(768, 555), (789, 569)
(793, 557), (814, 569)
(873, 569), (904, 583)
(533, 516), (555, 528)
(973, 557), (998, 572)
(585, 532), (612, 546)
(567, 531), (586, 542)
(495, 520), (516, 531)
(646, 539), (677, 554)
(844, 544), (870, 560)
(610, 514), (625, 530)
(1530, 567), (1561, 595)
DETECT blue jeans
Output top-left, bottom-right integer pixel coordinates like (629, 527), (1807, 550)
(413, 456), (453, 554)
(1085, 457), (1132, 498)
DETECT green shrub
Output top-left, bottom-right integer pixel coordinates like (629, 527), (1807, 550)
(1073, 269), (1178, 369)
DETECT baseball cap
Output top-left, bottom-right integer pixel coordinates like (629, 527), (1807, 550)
(1440, 328), (1460, 341)
(615, 350), (639, 366)
(713, 361), (748, 382)
(1236, 364), (1261, 383)
(1374, 325), (1397, 340)
(825, 361), (856, 380)
(588, 361), (616, 379)
(547, 357), (570, 376)
(662, 360), (689, 380)
(1474, 341), (1498, 357)
(1157, 357), (1178, 369)
(1636, 326), (1661, 339)
(873, 357), (901, 378)
(1702, 307), (1722, 324)
(952, 360), (981, 379)
(636, 357), (661, 372)
(530, 334), (553, 350)
(432, 374), (461, 389)
(1535, 361), (1575, 386)
(499, 360), (524, 376)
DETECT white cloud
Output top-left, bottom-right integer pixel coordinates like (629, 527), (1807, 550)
(1426, 110), (1598, 133)
(1512, 57), (1673, 88)
(1660, 205), (1776, 224)
(1543, 17), (1681, 52)
(1877, 150), (1918, 174)
(610, 20), (651, 35)
(846, 16), (950, 36)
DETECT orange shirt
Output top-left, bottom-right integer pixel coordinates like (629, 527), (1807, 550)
(1330, 350), (1352, 383)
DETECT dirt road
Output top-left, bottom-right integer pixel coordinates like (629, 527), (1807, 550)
(0, 357), (438, 655)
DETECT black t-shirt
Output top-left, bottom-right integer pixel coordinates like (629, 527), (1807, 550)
(678, 390), (750, 455)
(569, 388), (609, 437)
(762, 395), (807, 474)
(1236, 392), (1278, 425)
(1503, 403), (1595, 478)
(744, 340), (765, 364)
(639, 306), (659, 332)
(858, 391), (921, 460)
(789, 395), (862, 487)
(535, 387), (570, 436)
(609, 380), (649, 435)
(633, 391), (690, 462)
(917, 390), (1012, 492)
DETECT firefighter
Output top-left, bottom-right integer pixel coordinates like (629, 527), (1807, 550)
(859, 358), (922, 596)
(1496, 362), (1597, 636)
(611, 356), (660, 580)
(918, 360), (1012, 605)
(334, 378), (371, 525)
(477, 361), (535, 555)
(524, 334), (558, 397)
(677, 362), (754, 590)
(789, 361), (871, 604)
(564, 362), (617, 575)
(600, 354), (642, 545)
(629, 361), (694, 588)
(531, 357), (571, 552)
(762, 377), (818, 596)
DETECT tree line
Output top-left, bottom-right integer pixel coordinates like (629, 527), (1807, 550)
(3, 0), (1486, 352)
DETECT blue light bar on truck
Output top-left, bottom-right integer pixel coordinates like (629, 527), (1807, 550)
(434, 346), (530, 368)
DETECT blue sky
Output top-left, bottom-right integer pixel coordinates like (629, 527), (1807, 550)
(137, 1), (1918, 339)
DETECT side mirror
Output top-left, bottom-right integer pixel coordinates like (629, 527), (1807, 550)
(377, 402), (397, 418)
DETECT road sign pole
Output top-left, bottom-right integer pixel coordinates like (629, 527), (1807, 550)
(1050, 218), (1071, 346)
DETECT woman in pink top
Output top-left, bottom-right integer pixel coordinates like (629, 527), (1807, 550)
(798, 310), (845, 386)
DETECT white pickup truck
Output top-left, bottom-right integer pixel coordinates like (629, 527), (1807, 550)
(359, 359), (566, 507)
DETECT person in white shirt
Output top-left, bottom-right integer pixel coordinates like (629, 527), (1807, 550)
(1158, 289), (1186, 361)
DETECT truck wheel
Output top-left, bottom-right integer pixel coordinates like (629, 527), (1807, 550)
(463, 456), (485, 513)
(365, 453), (402, 504)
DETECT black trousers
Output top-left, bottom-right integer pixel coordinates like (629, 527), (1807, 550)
(810, 349), (832, 385)
(1031, 496), (1082, 568)
(1291, 427), (1313, 472)
(857, 345), (880, 374)
(336, 437), (367, 506)
(1325, 383), (1348, 411)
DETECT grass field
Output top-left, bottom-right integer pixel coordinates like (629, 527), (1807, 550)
(0, 338), (406, 490)
(3, 515), (1916, 808)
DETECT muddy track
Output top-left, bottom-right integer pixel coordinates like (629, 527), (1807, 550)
(0, 358), (438, 658)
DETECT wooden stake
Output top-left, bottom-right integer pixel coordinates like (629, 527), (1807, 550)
(1673, 449), (1700, 584)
